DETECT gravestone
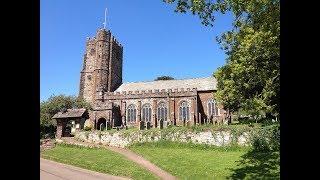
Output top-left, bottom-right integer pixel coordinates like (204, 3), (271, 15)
(146, 122), (151, 129)
(100, 123), (105, 131)
(159, 119), (164, 129)
(223, 118), (228, 125)
(217, 118), (222, 125)
(167, 120), (171, 126)
(139, 121), (145, 130)
(106, 121), (111, 130)
(163, 121), (167, 128)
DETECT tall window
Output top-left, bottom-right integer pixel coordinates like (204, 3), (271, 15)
(142, 104), (152, 122)
(127, 104), (136, 123)
(179, 101), (190, 121)
(208, 99), (219, 116)
(157, 102), (167, 121)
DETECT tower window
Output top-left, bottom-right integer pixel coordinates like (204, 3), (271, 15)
(90, 49), (95, 56)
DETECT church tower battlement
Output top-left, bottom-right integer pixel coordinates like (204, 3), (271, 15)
(79, 28), (123, 104)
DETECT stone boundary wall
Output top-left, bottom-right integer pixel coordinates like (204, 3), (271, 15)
(74, 129), (251, 148)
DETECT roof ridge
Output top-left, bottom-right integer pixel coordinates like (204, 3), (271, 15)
(121, 76), (214, 84)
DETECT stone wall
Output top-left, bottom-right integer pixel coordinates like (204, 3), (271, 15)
(74, 129), (251, 148)
(79, 38), (97, 104)
(109, 37), (123, 92)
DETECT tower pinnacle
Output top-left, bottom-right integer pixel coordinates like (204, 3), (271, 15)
(103, 8), (108, 29)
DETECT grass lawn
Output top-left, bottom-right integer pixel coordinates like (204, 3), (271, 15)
(41, 144), (158, 180)
(130, 141), (280, 179)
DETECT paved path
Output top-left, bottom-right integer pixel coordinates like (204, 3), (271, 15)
(60, 137), (177, 180)
(40, 158), (130, 180)
(106, 146), (176, 180)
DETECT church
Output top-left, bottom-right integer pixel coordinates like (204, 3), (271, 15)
(78, 26), (230, 130)
(54, 27), (230, 137)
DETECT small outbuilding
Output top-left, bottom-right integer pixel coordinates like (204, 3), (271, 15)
(52, 108), (88, 139)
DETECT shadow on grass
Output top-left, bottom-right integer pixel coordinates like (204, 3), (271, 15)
(227, 149), (280, 180)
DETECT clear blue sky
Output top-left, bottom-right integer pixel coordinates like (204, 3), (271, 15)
(40, 0), (233, 101)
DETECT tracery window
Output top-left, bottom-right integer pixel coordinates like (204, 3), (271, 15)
(127, 104), (136, 123)
(179, 101), (190, 121)
(208, 99), (219, 116)
(142, 104), (152, 122)
(157, 102), (167, 121)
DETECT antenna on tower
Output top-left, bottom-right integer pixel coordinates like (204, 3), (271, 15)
(103, 8), (108, 29)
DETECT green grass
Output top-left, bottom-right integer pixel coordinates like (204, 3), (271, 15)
(130, 141), (279, 179)
(41, 144), (158, 180)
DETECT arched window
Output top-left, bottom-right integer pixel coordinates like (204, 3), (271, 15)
(127, 104), (136, 123)
(157, 102), (167, 121)
(179, 101), (190, 121)
(142, 104), (152, 122)
(208, 99), (219, 116)
(90, 48), (95, 56)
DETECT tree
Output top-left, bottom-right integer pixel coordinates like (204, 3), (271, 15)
(163, 0), (280, 117)
(40, 94), (91, 138)
(155, 76), (175, 81)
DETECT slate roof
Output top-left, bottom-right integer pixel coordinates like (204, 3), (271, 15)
(52, 108), (87, 119)
(115, 77), (217, 92)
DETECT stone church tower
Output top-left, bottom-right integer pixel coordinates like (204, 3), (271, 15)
(79, 28), (123, 104)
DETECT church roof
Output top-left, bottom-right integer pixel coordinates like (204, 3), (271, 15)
(52, 108), (87, 119)
(115, 77), (217, 92)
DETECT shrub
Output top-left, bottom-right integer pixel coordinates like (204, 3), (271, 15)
(40, 125), (56, 139)
(251, 124), (280, 151)
(270, 125), (280, 151)
(84, 120), (93, 131)
(84, 126), (92, 131)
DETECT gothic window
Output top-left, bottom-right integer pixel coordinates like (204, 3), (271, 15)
(142, 104), (152, 122)
(179, 101), (190, 121)
(90, 49), (95, 56)
(157, 102), (167, 121)
(208, 99), (219, 116)
(127, 104), (136, 123)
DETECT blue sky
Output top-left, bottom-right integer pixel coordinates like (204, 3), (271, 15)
(40, 0), (234, 101)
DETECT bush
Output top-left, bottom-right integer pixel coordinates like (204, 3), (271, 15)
(251, 124), (279, 151)
(40, 125), (56, 139)
(84, 126), (92, 131)
(84, 120), (93, 131)
(270, 125), (280, 151)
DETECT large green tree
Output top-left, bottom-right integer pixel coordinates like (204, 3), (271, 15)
(163, 0), (280, 117)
